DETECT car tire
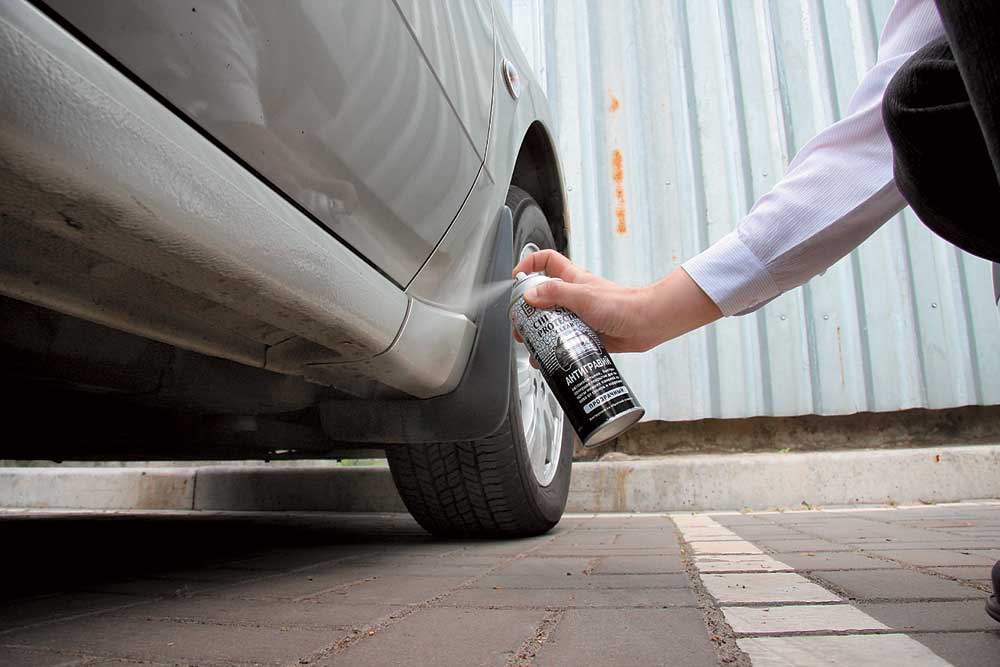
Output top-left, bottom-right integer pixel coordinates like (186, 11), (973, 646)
(385, 186), (574, 538)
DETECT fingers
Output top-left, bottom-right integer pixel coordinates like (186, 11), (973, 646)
(512, 249), (584, 283)
(524, 279), (593, 315)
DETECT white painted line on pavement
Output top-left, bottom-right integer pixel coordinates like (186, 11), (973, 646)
(672, 514), (956, 666)
(700, 499), (1000, 517)
(689, 541), (764, 555)
(696, 554), (794, 573)
(737, 634), (951, 666)
(721, 604), (888, 635)
(701, 573), (841, 604)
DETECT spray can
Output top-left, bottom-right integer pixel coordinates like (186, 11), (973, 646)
(509, 271), (645, 448)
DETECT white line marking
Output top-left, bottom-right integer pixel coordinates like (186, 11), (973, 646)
(721, 604), (888, 634)
(701, 573), (841, 604)
(737, 634), (951, 666)
(673, 514), (955, 666)
(696, 554), (793, 573)
(690, 541), (764, 555)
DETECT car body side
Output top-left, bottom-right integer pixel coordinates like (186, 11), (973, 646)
(0, 0), (565, 457)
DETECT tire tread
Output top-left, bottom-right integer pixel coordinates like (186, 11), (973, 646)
(385, 187), (568, 538)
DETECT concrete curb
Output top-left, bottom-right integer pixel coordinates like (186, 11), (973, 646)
(1, 445), (998, 513)
(569, 444), (1000, 512)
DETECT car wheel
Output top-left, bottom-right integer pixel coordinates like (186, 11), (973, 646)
(386, 186), (574, 537)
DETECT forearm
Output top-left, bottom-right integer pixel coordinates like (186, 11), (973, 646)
(640, 267), (722, 349)
(683, 0), (943, 317)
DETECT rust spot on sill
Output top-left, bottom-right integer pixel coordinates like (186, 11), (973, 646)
(609, 92), (620, 113)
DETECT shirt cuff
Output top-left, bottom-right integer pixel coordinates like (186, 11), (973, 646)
(681, 231), (781, 316)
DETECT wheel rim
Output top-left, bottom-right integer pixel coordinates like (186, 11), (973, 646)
(515, 242), (565, 487)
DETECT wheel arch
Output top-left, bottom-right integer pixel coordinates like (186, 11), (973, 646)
(509, 121), (569, 254)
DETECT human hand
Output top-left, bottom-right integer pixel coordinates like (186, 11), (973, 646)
(511, 250), (655, 352)
(511, 250), (723, 353)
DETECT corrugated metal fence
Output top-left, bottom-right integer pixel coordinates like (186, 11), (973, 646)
(501, 0), (1000, 422)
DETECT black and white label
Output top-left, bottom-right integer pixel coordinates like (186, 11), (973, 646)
(511, 299), (640, 445)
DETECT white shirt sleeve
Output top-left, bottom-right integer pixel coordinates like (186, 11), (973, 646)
(682, 0), (945, 317)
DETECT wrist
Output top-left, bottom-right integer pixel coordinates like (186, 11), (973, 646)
(644, 268), (722, 348)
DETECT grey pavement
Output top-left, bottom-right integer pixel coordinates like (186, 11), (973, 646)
(0, 504), (996, 666)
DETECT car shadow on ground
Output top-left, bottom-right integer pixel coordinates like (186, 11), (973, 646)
(0, 511), (494, 602)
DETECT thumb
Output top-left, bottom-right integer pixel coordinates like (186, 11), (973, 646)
(525, 280), (592, 314)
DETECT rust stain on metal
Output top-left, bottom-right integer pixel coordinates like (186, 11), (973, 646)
(611, 149), (627, 235)
(608, 92), (620, 113)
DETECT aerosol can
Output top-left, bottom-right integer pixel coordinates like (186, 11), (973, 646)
(509, 272), (644, 448)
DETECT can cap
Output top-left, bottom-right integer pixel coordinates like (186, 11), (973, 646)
(509, 271), (560, 310)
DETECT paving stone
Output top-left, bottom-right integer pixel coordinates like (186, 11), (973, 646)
(912, 631), (1000, 667)
(336, 558), (493, 577)
(830, 527), (971, 542)
(582, 516), (674, 529)
(706, 515), (766, 527)
(546, 530), (621, 546)
(533, 608), (718, 667)
(532, 545), (677, 557)
(695, 554), (793, 573)
(701, 573), (840, 604)
(364, 553), (502, 566)
(673, 526), (745, 539)
(811, 569), (983, 601)
(775, 551), (901, 571)
(223, 546), (377, 571)
(737, 633), (951, 666)
(591, 555), (685, 574)
(0, 645), (92, 666)
(689, 541), (763, 555)
(898, 519), (977, 530)
(4, 615), (336, 665)
(609, 530), (680, 547)
(858, 539), (1000, 549)
(72, 660), (173, 667)
(845, 535), (998, 547)
(377, 543), (487, 558)
(863, 549), (999, 567)
(928, 566), (994, 584)
(146, 565), (271, 583)
(494, 557), (591, 577)
(5, 508), (999, 666)
(132, 596), (400, 631)
(77, 577), (220, 598)
(0, 592), (153, 632)
(671, 515), (724, 527)
(325, 607), (546, 667)
(548, 528), (679, 548)
(414, 542), (531, 557)
(753, 540), (852, 553)
(678, 532), (745, 542)
(311, 575), (469, 605)
(477, 573), (689, 590)
(208, 566), (381, 600)
(724, 528), (805, 540)
(721, 603), (887, 635)
(860, 600), (1000, 632)
(442, 585), (697, 609)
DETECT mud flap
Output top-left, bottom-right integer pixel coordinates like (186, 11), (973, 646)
(320, 207), (514, 443)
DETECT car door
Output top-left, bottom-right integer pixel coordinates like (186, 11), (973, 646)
(44, 0), (494, 285)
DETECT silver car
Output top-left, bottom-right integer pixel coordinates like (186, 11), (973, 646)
(0, 0), (571, 536)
